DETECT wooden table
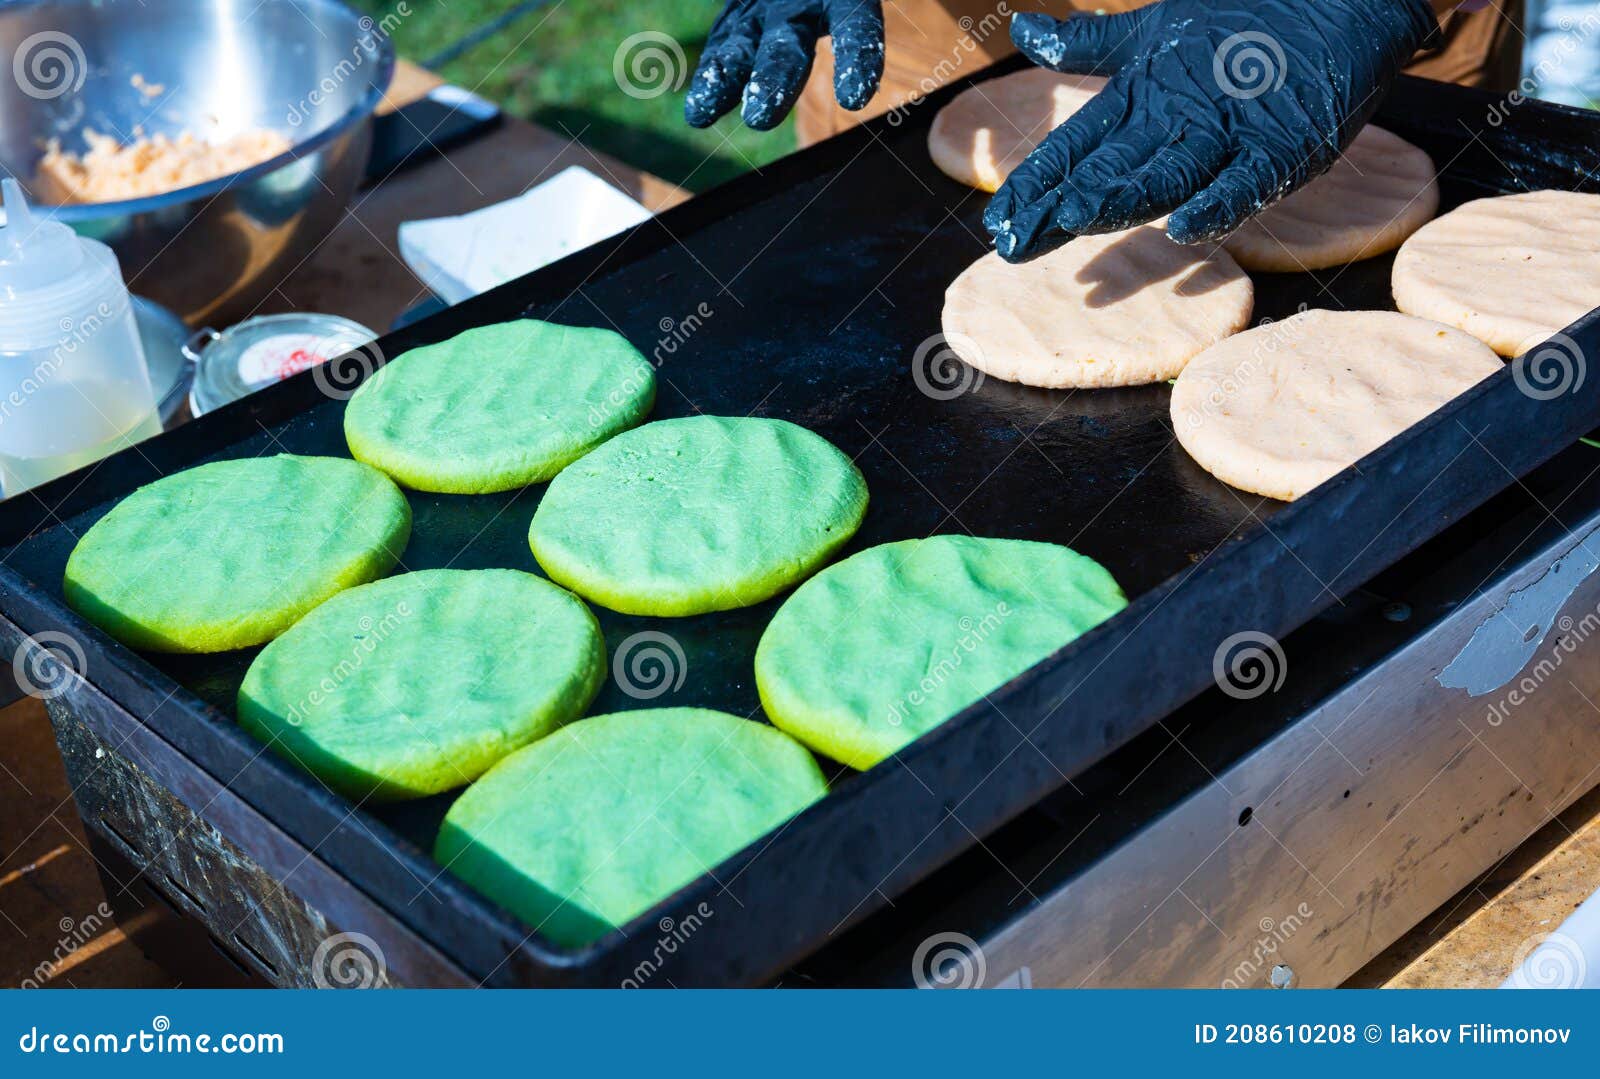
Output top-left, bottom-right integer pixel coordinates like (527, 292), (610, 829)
(2, 62), (1596, 990)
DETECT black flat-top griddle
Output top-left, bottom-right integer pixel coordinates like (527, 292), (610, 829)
(3, 67), (1600, 987)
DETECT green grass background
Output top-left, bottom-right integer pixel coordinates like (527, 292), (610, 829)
(351, 0), (796, 191)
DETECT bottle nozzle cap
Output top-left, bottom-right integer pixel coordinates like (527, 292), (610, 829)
(0, 176), (88, 298)
(0, 179), (34, 252)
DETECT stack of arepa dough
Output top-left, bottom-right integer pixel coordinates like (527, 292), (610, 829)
(930, 69), (1599, 502)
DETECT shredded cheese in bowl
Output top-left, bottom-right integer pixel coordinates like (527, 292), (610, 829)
(36, 128), (293, 205)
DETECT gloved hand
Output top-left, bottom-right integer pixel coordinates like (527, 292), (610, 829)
(984, 0), (1440, 262)
(684, 0), (884, 130)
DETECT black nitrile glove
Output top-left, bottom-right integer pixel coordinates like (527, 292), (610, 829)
(684, 0), (884, 130)
(984, 0), (1440, 262)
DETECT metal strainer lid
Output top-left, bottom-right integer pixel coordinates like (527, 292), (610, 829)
(187, 312), (376, 416)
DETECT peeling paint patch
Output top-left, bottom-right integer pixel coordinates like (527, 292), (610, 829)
(1439, 530), (1600, 697)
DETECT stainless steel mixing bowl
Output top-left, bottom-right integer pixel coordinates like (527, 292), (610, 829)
(0, 0), (394, 324)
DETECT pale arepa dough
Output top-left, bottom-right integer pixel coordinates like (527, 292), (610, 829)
(941, 222), (1254, 388)
(1171, 309), (1502, 502)
(1222, 125), (1439, 273)
(928, 69), (1105, 192)
(1392, 189), (1600, 356)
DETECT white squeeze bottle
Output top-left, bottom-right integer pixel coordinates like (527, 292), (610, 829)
(0, 179), (160, 495)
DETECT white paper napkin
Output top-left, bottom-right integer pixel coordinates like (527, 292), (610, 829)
(398, 165), (653, 304)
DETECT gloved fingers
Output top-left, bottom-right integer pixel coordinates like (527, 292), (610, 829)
(825, 0), (884, 111)
(741, 5), (824, 129)
(685, 0), (763, 128)
(1010, 9), (1152, 76)
(1166, 152), (1290, 245)
(1066, 137), (1229, 235)
(1047, 130), (1168, 235)
(983, 87), (1125, 261)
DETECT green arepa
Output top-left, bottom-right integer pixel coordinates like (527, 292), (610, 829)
(64, 454), (411, 653)
(344, 319), (656, 493)
(436, 708), (828, 947)
(238, 569), (605, 801)
(528, 415), (868, 616)
(755, 535), (1129, 769)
